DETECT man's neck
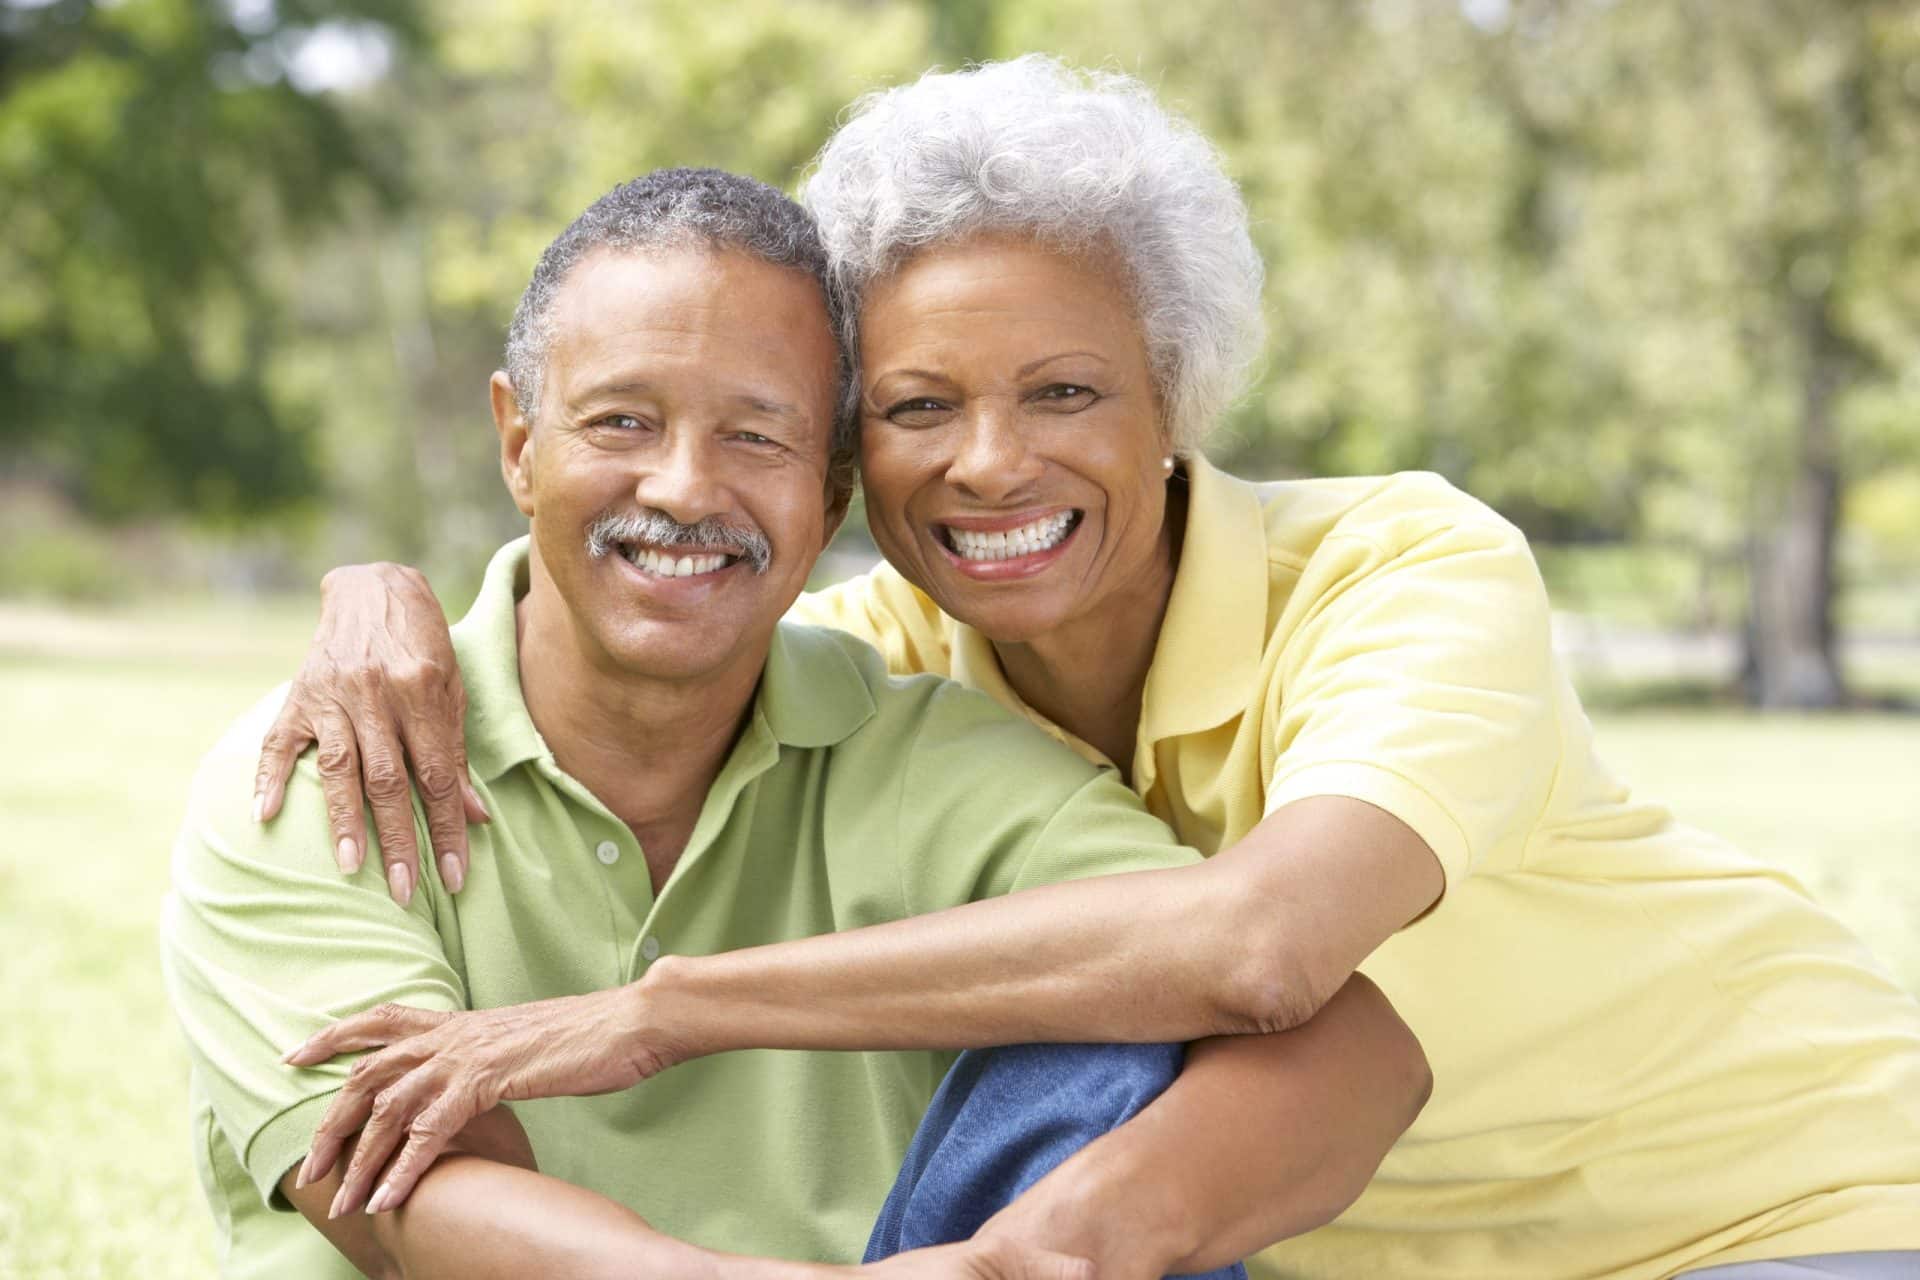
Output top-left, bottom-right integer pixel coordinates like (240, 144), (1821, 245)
(513, 571), (762, 888)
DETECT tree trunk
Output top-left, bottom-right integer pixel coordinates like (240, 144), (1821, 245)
(1742, 302), (1846, 709)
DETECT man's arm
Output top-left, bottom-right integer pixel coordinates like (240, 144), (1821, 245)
(287, 1103), (1095, 1280)
(977, 976), (1429, 1277)
(281, 1103), (791, 1280)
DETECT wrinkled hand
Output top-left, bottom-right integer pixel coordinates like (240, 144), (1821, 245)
(860, 1238), (1093, 1280)
(253, 562), (486, 906)
(286, 991), (677, 1218)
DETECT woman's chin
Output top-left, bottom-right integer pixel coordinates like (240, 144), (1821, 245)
(928, 582), (1081, 647)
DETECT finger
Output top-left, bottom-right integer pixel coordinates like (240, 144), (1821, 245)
(254, 709), (315, 823)
(312, 709), (368, 875)
(356, 717), (420, 906)
(463, 781), (491, 825)
(299, 1051), (391, 1188)
(405, 720), (471, 895)
(1025, 1253), (1094, 1280)
(331, 1068), (435, 1217)
(364, 1088), (476, 1214)
(283, 1004), (453, 1067)
(449, 682), (489, 825)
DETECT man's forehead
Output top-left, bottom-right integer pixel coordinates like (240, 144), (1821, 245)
(545, 245), (837, 402)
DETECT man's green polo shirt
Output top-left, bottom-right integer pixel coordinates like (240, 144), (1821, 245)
(162, 537), (1199, 1278)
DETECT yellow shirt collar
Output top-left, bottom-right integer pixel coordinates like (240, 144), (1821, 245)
(1138, 454), (1270, 748)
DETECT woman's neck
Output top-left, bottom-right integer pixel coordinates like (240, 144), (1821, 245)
(992, 485), (1185, 781)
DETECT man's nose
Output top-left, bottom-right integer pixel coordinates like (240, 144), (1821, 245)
(944, 403), (1044, 505)
(634, 431), (729, 527)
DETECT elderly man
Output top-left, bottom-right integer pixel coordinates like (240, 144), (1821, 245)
(163, 169), (1419, 1278)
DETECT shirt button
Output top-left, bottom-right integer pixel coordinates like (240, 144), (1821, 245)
(595, 840), (620, 866)
(640, 935), (661, 962)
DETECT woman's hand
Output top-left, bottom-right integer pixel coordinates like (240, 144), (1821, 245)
(286, 990), (684, 1218)
(859, 1238), (1091, 1280)
(253, 562), (486, 906)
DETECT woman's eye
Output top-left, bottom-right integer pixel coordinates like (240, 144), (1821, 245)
(884, 398), (950, 424)
(733, 430), (775, 446)
(1035, 384), (1095, 406)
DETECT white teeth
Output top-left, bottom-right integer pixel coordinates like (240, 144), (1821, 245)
(946, 512), (1077, 562)
(620, 546), (734, 578)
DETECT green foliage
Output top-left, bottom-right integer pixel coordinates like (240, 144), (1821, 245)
(0, 0), (424, 518)
(6, 0), (1915, 681)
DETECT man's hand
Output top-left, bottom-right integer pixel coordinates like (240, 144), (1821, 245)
(286, 991), (681, 1218)
(860, 1238), (1092, 1280)
(253, 561), (486, 906)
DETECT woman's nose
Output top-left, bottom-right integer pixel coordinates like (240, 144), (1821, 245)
(944, 404), (1044, 504)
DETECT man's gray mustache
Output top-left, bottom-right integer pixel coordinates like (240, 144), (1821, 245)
(585, 509), (772, 575)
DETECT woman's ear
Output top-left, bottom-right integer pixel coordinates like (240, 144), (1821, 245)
(491, 371), (536, 518)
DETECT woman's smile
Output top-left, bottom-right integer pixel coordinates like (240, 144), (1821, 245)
(934, 507), (1084, 578)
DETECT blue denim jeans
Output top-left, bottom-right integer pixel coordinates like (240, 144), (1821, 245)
(864, 1042), (1248, 1280)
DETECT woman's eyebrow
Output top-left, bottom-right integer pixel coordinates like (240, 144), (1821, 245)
(1016, 351), (1111, 378)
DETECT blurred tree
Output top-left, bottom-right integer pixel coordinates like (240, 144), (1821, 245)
(280, 0), (939, 580)
(1003, 0), (1920, 707)
(0, 0), (423, 518)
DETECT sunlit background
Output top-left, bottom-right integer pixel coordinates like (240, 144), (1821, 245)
(3, 0), (1918, 1273)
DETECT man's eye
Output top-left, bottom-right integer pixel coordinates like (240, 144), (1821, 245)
(733, 430), (775, 446)
(597, 413), (646, 431)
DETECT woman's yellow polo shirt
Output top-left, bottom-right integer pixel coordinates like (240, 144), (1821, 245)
(792, 458), (1920, 1279)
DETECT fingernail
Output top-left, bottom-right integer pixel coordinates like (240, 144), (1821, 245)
(367, 1182), (394, 1214)
(336, 837), (362, 875)
(295, 1153), (316, 1189)
(328, 1187), (347, 1220)
(252, 793), (265, 823)
(439, 851), (464, 893)
(466, 783), (491, 823)
(388, 863), (413, 906)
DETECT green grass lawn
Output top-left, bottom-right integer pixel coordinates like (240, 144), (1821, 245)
(2, 604), (1915, 1276)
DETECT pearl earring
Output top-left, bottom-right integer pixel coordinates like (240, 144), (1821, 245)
(1160, 455), (1176, 476)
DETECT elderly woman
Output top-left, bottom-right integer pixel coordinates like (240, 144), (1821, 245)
(258, 58), (1920, 1279)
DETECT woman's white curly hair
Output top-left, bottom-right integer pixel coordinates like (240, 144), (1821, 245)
(802, 55), (1265, 454)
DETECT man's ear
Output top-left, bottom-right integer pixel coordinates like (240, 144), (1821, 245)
(820, 479), (852, 550)
(491, 372), (536, 518)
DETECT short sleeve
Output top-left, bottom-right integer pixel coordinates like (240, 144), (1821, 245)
(790, 563), (956, 680)
(893, 683), (1200, 916)
(160, 689), (467, 1209)
(1263, 513), (1562, 891)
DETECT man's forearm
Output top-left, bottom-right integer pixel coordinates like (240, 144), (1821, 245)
(366, 1158), (829, 1280)
(977, 975), (1430, 1278)
(284, 1109), (830, 1280)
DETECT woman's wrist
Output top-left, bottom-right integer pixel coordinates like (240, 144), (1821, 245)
(625, 953), (720, 1074)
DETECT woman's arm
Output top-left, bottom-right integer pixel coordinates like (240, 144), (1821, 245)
(975, 978), (1430, 1279)
(254, 563), (486, 905)
(291, 794), (1438, 1216)
(644, 794), (1441, 1056)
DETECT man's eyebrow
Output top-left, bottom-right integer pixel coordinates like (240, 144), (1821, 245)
(564, 380), (655, 412)
(563, 381), (805, 421)
(729, 392), (804, 421)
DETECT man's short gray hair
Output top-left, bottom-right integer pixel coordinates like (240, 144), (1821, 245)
(505, 168), (855, 501)
(802, 56), (1265, 454)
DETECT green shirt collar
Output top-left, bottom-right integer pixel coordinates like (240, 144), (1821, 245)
(453, 537), (876, 782)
